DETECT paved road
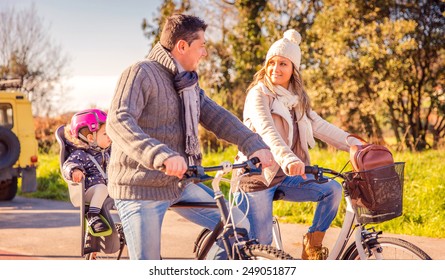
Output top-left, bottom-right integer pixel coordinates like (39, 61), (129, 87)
(0, 196), (443, 260)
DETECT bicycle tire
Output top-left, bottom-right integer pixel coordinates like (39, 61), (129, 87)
(85, 223), (127, 260)
(342, 237), (432, 260)
(242, 244), (295, 260)
(194, 229), (295, 260)
(194, 228), (213, 258)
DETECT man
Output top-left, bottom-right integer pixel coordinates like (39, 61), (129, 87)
(106, 14), (273, 260)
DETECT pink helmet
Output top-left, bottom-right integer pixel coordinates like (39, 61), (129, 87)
(70, 109), (107, 138)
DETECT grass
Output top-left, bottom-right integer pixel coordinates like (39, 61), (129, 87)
(23, 145), (445, 238)
(273, 149), (445, 238)
(19, 153), (69, 201)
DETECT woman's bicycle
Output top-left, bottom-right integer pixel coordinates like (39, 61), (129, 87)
(271, 162), (432, 260)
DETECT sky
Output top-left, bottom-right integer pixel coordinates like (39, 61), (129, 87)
(0, 0), (162, 113)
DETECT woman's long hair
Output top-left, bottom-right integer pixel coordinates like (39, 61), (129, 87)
(246, 61), (312, 120)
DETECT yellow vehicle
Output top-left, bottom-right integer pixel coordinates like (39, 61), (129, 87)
(0, 80), (38, 200)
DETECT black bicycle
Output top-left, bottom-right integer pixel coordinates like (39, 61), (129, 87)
(93, 158), (294, 260)
(57, 124), (294, 260)
(180, 157), (294, 260)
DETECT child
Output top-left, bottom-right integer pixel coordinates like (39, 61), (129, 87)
(62, 109), (111, 234)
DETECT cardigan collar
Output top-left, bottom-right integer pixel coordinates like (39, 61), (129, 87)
(147, 42), (178, 75)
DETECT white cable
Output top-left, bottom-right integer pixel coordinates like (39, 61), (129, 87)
(226, 172), (251, 246)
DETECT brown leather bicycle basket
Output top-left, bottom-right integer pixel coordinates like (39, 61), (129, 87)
(344, 162), (405, 224)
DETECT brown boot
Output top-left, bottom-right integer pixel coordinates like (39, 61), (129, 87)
(301, 231), (329, 260)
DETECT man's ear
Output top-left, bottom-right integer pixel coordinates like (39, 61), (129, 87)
(175, 39), (188, 54)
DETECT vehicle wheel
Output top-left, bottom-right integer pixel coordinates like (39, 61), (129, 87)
(342, 237), (432, 260)
(242, 244), (295, 260)
(0, 176), (18, 201)
(0, 127), (21, 169)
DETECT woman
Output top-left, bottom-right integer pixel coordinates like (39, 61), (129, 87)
(235, 29), (361, 260)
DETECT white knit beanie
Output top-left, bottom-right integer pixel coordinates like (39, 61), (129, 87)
(265, 29), (302, 69)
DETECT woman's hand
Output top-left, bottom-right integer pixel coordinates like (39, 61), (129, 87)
(250, 149), (274, 168)
(287, 161), (307, 179)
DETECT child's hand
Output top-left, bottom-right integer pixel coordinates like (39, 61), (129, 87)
(71, 169), (84, 183)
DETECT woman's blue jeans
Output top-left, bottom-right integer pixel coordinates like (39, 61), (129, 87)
(115, 182), (249, 260)
(235, 174), (342, 245)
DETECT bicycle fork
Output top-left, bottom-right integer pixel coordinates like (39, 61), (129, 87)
(356, 228), (384, 259)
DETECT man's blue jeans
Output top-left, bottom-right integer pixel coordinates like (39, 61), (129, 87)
(115, 182), (249, 260)
(235, 174), (342, 245)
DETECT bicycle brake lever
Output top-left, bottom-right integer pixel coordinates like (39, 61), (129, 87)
(244, 160), (262, 176)
(182, 166), (214, 182)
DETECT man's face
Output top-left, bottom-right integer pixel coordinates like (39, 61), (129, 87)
(181, 30), (207, 71)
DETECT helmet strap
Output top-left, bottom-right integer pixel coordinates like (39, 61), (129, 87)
(78, 131), (99, 148)
(90, 131), (99, 148)
(78, 133), (90, 144)
(88, 132), (108, 153)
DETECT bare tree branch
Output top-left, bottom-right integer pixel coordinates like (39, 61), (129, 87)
(0, 4), (70, 116)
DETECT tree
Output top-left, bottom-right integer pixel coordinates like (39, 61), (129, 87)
(305, 0), (445, 150)
(0, 4), (70, 116)
(141, 0), (191, 50)
(388, 0), (445, 150)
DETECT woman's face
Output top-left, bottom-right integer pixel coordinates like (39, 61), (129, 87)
(266, 56), (293, 89)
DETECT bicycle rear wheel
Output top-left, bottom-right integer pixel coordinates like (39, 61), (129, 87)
(242, 244), (295, 260)
(342, 237), (432, 260)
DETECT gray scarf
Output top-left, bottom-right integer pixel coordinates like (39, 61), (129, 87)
(174, 62), (201, 164)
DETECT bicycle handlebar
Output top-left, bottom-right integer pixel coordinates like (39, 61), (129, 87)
(183, 157), (262, 182)
(304, 165), (344, 182)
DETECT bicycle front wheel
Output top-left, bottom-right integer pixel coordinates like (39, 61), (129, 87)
(242, 244), (295, 260)
(342, 237), (432, 260)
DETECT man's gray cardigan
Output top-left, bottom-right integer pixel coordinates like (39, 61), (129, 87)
(106, 42), (269, 201)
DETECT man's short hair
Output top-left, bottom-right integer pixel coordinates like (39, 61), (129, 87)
(160, 14), (207, 50)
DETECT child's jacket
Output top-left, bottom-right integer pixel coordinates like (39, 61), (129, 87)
(62, 126), (110, 190)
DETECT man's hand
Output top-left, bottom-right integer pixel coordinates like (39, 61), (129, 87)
(71, 169), (84, 183)
(287, 161), (307, 179)
(163, 156), (188, 179)
(250, 149), (274, 168)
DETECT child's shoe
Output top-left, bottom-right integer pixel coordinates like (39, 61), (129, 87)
(87, 213), (110, 234)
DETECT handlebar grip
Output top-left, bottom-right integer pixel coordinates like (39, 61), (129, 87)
(305, 165), (319, 175)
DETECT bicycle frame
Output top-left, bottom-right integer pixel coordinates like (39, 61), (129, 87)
(271, 183), (367, 259)
(272, 165), (403, 260)
(176, 160), (261, 260)
(328, 193), (367, 260)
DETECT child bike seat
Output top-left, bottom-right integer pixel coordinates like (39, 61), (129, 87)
(55, 125), (121, 256)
